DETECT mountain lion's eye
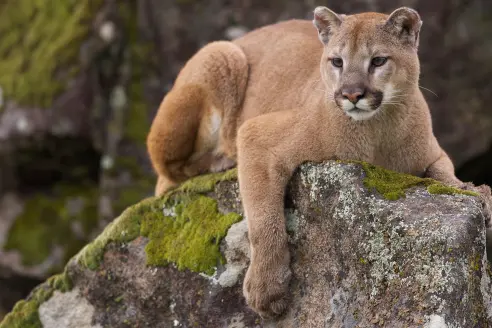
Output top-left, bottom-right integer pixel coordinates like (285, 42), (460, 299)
(371, 57), (388, 67)
(331, 58), (343, 68)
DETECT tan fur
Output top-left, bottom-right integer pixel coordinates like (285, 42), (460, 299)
(147, 41), (248, 194)
(147, 7), (492, 318)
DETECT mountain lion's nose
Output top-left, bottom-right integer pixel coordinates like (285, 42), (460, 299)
(342, 87), (365, 104)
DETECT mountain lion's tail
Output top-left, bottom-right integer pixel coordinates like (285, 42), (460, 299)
(146, 41), (249, 196)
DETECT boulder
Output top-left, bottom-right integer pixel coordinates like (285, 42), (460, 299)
(1, 161), (491, 328)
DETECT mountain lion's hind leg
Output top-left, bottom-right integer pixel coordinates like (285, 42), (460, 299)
(147, 41), (248, 196)
(147, 84), (205, 196)
(237, 110), (329, 318)
(148, 86), (236, 196)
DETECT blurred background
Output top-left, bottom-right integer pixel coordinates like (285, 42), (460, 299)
(0, 0), (491, 320)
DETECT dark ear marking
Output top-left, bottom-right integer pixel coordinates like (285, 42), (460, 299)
(385, 7), (423, 48)
(312, 6), (343, 45)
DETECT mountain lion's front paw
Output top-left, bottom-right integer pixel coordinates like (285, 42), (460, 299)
(243, 252), (291, 318)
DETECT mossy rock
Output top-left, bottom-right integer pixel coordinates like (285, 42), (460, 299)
(142, 195), (241, 275)
(1, 168), (241, 327)
(0, 0), (103, 108)
(1, 161), (488, 327)
(3, 184), (99, 269)
(77, 168), (240, 274)
(355, 161), (478, 200)
(0, 271), (71, 328)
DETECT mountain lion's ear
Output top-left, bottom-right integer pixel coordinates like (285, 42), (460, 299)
(384, 7), (423, 48)
(313, 6), (343, 45)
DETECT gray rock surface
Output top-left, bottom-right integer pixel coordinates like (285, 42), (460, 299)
(39, 289), (102, 328)
(1, 161), (491, 327)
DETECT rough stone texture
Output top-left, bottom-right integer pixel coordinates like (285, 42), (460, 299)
(2, 162), (491, 327)
(39, 289), (102, 328)
(283, 163), (491, 327)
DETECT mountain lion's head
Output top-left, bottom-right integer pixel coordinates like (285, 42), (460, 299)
(313, 7), (422, 121)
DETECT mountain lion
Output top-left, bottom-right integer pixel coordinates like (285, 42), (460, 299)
(147, 6), (492, 318)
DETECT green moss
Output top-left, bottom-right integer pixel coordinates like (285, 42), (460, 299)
(142, 195), (241, 275)
(0, 0), (103, 108)
(174, 168), (238, 194)
(46, 271), (73, 293)
(3, 184), (99, 267)
(78, 169), (240, 272)
(427, 184), (477, 197)
(0, 271), (72, 328)
(0, 289), (49, 328)
(355, 161), (478, 200)
(469, 253), (482, 272)
(77, 197), (158, 270)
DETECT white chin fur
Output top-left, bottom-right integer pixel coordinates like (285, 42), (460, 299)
(341, 99), (372, 111)
(345, 108), (379, 121)
(341, 99), (355, 111)
(340, 99), (379, 121)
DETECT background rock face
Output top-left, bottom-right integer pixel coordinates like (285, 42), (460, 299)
(2, 162), (490, 327)
(0, 0), (156, 315)
(1, 0), (492, 319)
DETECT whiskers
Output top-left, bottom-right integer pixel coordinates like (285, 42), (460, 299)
(382, 80), (438, 110)
(418, 85), (438, 97)
(381, 89), (407, 108)
(326, 91), (336, 104)
(381, 101), (405, 106)
(403, 76), (438, 98)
